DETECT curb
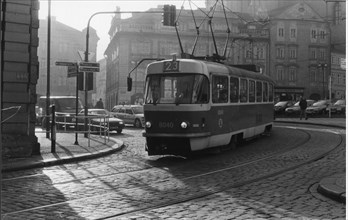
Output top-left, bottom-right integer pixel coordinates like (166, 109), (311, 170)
(317, 175), (346, 204)
(274, 119), (346, 129)
(2, 137), (125, 172)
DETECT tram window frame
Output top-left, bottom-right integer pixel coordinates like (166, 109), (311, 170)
(249, 80), (256, 103)
(256, 81), (262, 102)
(230, 77), (239, 103)
(240, 78), (248, 103)
(212, 75), (229, 104)
(269, 84), (274, 102)
(263, 82), (268, 102)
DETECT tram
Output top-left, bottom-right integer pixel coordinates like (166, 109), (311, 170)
(140, 57), (275, 156)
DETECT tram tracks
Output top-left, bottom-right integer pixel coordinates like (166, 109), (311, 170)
(1, 125), (344, 219)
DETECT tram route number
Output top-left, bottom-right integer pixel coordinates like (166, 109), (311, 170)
(163, 61), (179, 72)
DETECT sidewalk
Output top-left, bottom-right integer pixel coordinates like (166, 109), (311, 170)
(276, 116), (346, 204)
(2, 117), (345, 204)
(2, 131), (124, 172)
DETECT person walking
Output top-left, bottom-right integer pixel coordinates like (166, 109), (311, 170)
(95, 98), (104, 109)
(299, 96), (308, 120)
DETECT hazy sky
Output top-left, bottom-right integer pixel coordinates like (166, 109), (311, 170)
(39, 0), (205, 61)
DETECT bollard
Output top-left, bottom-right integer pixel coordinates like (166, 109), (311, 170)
(50, 104), (56, 153)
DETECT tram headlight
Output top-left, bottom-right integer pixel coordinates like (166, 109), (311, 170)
(145, 121), (152, 128)
(180, 121), (189, 129)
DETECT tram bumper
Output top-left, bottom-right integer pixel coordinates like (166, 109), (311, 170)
(143, 132), (211, 156)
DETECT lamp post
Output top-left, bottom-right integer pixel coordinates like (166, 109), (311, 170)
(318, 63), (327, 99)
(83, 10), (163, 136)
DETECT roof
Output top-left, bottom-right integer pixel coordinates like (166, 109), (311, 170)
(268, 2), (324, 21)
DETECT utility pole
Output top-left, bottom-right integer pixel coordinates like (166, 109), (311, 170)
(46, 0), (51, 138)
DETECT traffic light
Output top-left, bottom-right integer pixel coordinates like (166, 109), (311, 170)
(162, 5), (176, 26)
(78, 72), (93, 91)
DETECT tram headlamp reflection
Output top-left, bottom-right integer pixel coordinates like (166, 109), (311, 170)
(181, 122), (188, 129)
(145, 121), (152, 128)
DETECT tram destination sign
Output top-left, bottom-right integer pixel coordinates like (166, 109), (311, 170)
(79, 62), (100, 72)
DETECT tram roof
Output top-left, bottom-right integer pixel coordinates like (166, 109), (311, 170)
(146, 58), (274, 83)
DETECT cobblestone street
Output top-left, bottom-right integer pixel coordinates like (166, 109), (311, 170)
(2, 123), (346, 219)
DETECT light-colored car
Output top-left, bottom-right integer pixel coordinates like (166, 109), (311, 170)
(326, 99), (346, 114)
(74, 109), (125, 134)
(285, 100), (315, 115)
(306, 100), (330, 115)
(274, 101), (294, 114)
(111, 105), (145, 128)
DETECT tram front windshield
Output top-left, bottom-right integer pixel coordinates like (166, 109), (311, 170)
(145, 74), (209, 104)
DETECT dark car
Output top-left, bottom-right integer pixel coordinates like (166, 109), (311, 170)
(110, 105), (144, 128)
(306, 100), (330, 115)
(285, 100), (315, 115)
(326, 99), (346, 114)
(38, 96), (83, 129)
(74, 109), (125, 134)
(274, 101), (294, 114)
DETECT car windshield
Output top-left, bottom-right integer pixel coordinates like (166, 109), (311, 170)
(57, 98), (83, 111)
(313, 101), (327, 106)
(145, 74), (209, 104)
(293, 101), (299, 107)
(334, 100), (345, 105)
(132, 107), (143, 114)
(275, 101), (287, 107)
(90, 110), (108, 115)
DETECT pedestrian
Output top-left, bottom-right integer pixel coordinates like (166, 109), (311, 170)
(95, 98), (104, 109)
(299, 96), (308, 120)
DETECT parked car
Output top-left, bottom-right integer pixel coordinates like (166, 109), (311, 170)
(111, 105), (145, 128)
(74, 109), (125, 134)
(326, 99), (346, 114)
(274, 101), (294, 114)
(285, 100), (315, 115)
(306, 100), (330, 115)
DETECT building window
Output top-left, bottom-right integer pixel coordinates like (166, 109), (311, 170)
(309, 48), (316, 60)
(276, 67), (285, 81)
(290, 28), (296, 39)
(256, 47), (265, 59)
(276, 47), (285, 59)
(319, 48), (326, 60)
(311, 29), (317, 39)
(289, 68), (297, 81)
(289, 48), (297, 59)
(278, 28), (284, 37)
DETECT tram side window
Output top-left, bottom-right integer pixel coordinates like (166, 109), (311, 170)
(249, 80), (255, 102)
(212, 75), (228, 103)
(240, 79), (248, 103)
(193, 75), (209, 104)
(263, 82), (268, 102)
(256, 81), (262, 102)
(269, 84), (274, 102)
(230, 77), (239, 103)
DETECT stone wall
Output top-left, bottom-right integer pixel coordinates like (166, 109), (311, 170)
(2, 0), (40, 157)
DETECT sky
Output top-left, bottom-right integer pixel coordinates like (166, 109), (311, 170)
(39, 0), (206, 61)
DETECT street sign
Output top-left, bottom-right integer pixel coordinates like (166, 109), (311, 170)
(55, 61), (76, 67)
(79, 66), (100, 72)
(78, 62), (100, 72)
(78, 50), (95, 61)
(67, 66), (79, 77)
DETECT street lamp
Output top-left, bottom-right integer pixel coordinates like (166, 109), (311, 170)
(317, 63), (327, 99)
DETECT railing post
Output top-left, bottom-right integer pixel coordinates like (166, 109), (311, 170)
(50, 104), (56, 153)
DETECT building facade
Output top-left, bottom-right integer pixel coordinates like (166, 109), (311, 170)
(38, 17), (99, 106)
(330, 50), (346, 99)
(104, 7), (270, 109)
(2, 0), (40, 157)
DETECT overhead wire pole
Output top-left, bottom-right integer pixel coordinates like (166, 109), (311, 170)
(83, 10), (163, 136)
